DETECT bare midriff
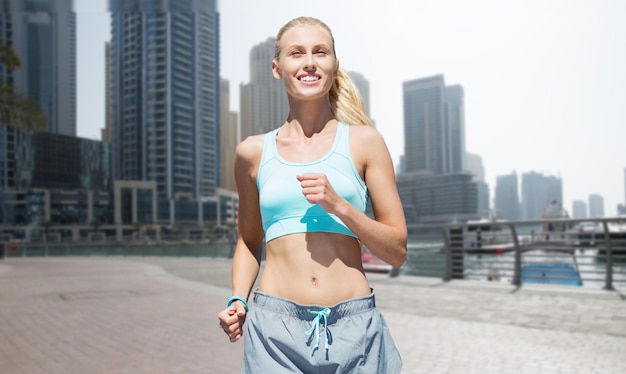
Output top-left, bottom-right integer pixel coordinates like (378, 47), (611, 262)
(258, 232), (372, 306)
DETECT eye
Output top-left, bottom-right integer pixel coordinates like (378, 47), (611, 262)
(315, 49), (327, 55)
(289, 50), (302, 56)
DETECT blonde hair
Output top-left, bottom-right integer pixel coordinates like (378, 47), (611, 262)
(274, 16), (372, 126)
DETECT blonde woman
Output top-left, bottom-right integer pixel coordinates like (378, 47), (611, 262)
(218, 16), (407, 373)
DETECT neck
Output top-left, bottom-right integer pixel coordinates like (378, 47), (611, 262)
(285, 98), (335, 137)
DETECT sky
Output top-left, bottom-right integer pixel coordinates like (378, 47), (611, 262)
(75, 0), (626, 216)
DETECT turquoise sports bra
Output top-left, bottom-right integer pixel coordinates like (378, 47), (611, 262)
(257, 122), (368, 242)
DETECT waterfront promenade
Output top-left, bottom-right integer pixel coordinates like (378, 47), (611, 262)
(1, 257), (625, 373)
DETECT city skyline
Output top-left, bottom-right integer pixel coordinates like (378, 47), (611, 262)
(75, 0), (626, 216)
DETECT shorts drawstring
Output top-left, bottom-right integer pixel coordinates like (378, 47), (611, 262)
(305, 308), (331, 354)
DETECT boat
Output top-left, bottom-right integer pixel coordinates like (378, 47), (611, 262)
(463, 217), (515, 254)
(361, 246), (393, 274)
(569, 215), (626, 255)
(540, 200), (574, 242)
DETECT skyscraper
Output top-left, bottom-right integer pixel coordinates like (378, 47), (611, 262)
(495, 172), (521, 221)
(0, 0), (76, 135)
(520, 171), (563, 220)
(572, 200), (587, 219)
(465, 153), (489, 217)
(240, 37), (288, 139)
(445, 85), (465, 173)
(588, 194), (604, 218)
(403, 75), (466, 174)
(220, 78), (238, 192)
(400, 75), (476, 224)
(0, 0), (76, 191)
(109, 0), (220, 223)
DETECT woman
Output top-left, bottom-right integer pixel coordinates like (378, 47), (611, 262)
(218, 16), (407, 373)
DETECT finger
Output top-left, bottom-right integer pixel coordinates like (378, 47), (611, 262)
(297, 173), (323, 182)
(229, 331), (243, 342)
(235, 304), (247, 317)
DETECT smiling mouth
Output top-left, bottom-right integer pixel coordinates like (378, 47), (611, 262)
(299, 75), (320, 82)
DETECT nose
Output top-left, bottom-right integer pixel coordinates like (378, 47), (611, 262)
(303, 53), (316, 70)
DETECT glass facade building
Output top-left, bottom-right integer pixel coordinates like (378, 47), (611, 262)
(0, 0), (76, 191)
(109, 0), (220, 224)
(0, 0), (76, 135)
(0, 133), (111, 227)
(397, 171), (478, 225)
(240, 37), (289, 139)
(520, 171), (563, 221)
(495, 172), (521, 221)
(400, 75), (476, 223)
(403, 75), (466, 175)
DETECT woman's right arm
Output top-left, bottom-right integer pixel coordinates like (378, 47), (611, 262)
(218, 136), (265, 342)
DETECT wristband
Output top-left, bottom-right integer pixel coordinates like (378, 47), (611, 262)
(227, 296), (249, 312)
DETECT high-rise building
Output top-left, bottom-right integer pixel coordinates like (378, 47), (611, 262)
(240, 37), (288, 139)
(572, 200), (587, 219)
(403, 75), (445, 174)
(0, 0), (76, 135)
(102, 41), (112, 143)
(403, 75), (466, 174)
(109, 0), (220, 223)
(588, 194), (604, 218)
(464, 153), (489, 217)
(445, 85), (465, 173)
(464, 153), (485, 182)
(0, 0), (76, 191)
(220, 78), (238, 192)
(400, 75), (475, 223)
(494, 172), (521, 221)
(520, 171), (563, 220)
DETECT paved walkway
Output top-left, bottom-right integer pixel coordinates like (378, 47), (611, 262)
(0, 257), (625, 373)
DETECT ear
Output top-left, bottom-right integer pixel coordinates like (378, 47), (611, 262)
(271, 59), (282, 79)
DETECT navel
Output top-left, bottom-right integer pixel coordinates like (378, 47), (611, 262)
(311, 276), (317, 287)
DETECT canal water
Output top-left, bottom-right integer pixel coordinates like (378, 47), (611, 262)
(401, 236), (626, 288)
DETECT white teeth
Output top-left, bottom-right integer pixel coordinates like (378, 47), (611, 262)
(300, 76), (319, 82)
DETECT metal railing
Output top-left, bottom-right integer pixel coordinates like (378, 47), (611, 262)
(404, 217), (626, 290)
(2, 217), (625, 290)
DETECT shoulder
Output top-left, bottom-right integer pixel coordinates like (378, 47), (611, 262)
(346, 124), (388, 152)
(235, 133), (265, 165)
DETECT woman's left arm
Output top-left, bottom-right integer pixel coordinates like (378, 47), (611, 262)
(344, 126), (407, 267)
(299, 126), (407, 267)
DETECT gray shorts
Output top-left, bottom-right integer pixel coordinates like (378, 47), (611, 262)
(242, 290), (402, 374)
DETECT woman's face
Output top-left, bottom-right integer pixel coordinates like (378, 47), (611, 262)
(272, 25), (338, 101)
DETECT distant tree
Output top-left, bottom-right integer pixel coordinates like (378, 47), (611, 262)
(0, 44), (47, 133)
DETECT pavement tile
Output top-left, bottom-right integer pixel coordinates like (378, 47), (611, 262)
(1, 256), (625, 374)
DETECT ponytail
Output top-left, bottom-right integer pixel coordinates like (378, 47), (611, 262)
(330, 68), (372, 126)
